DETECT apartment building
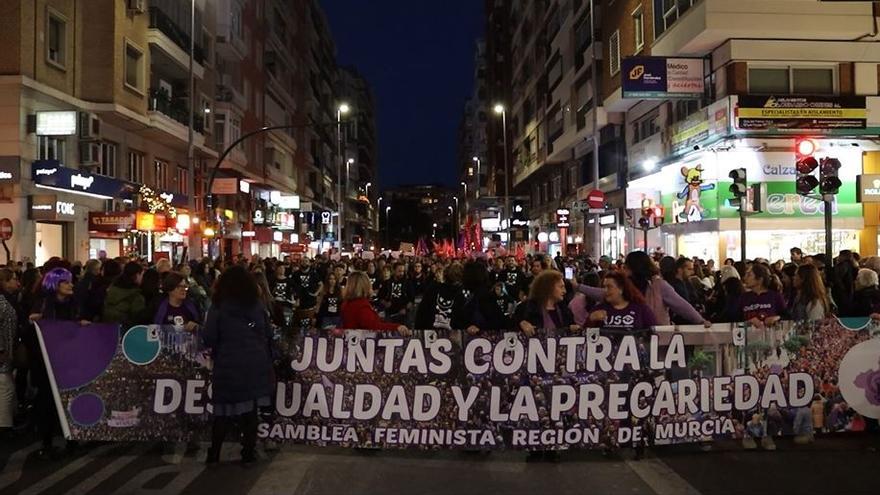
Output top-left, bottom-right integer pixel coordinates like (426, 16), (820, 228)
(489, 0), (627, 257)
(0, 0), (370, 263)
(0, 0), (217, 264)
(457, 40), (489, 224)
(603, 0), (880, 261)
(336, 66), (379, 249)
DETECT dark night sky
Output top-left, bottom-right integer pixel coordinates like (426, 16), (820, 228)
(321, 0), (485, 191)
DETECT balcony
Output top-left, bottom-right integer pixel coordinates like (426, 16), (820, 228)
(148, 88), (205, 133)
(651, 0), (874, 57)
(148, 7), (205, 80)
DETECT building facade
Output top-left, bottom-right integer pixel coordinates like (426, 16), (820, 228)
(0, 0), (374, 265)
(605, 0), (880, 262)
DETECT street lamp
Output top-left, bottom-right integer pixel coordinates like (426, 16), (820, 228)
(337, 103), (351, 250)
(494, 104), (510, 250)
(472, 156), (481, 198)
(365, 182), (372, 198)
(385, 205), (392, 248)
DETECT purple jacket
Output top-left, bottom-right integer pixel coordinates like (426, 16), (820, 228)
(578, 276), (703, 325)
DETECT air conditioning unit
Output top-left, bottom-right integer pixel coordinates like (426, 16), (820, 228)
(127, 0), (146, 14)
(80, 142), (101, 167)
(79, 112), (100, 140)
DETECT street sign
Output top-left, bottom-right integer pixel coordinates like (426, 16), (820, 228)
(0, 218), (12, 240)
(556, 208), (571, 228)
(588, 208), (606, 214)
(587, 189), (605, 209)
(571, 200), (590, 212)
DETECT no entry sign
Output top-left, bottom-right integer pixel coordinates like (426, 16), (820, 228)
(587, 189), (605, 209)
(0, 218), (12, 240)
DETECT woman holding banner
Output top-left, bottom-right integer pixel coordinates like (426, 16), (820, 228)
(588, 272), (657, 331)
(340, 272), (410, 335)
(29, 267), (82, 459)
(514, 270), (578, 338)
(203, 266), (274, 466)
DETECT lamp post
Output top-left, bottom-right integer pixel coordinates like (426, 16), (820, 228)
(385, 205), (391, 248)
(460, 181), (468, 227)
(472, 156), (481, 198)
(336, 103), (350, 251)
(365, 182), (372, 198)
(448, 205), (455, 241)
(494, 104), (510, 250)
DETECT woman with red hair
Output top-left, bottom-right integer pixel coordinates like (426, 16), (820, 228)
(589, 272), (657, 330)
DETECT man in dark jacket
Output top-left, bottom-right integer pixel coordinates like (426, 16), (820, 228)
(380, 263), (414, 324)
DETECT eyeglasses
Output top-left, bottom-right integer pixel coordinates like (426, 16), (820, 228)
(176, 284), (189, 290)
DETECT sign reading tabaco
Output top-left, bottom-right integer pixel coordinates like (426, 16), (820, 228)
(88, 212), (136, 232)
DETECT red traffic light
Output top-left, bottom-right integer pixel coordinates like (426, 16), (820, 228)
(796, 156), (819, 175)
(796, 138), (817, 157)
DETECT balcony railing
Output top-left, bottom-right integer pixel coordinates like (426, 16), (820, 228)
(149, 88), (204, 133)
(149, 7), (204, 64)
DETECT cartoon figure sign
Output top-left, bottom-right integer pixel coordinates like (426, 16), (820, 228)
(675, 165), (715, 222)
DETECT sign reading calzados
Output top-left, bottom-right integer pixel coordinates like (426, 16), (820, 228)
(735, 95), (867, 130)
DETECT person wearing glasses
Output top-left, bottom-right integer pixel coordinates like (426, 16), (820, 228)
(152, 272), (200, 332)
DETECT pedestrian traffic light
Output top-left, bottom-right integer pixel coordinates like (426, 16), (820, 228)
(652, 205), (665, 227)
(729, 168), (747, 209)
(819, 157), (842, 195)
(796, 155), (819, 196)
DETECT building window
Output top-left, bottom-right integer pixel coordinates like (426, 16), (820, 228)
(214, 112), (242, 151)
(749, 66), (836, 95)
(124, 41), (144, 93)
(201, 94), (213, 132)
(99, 142), (118, 178)
(654, 0), (695, 39)
(128, 151), (144, 184)
(176, 166), (188, 195)
(37, 136), (65, 161)
(231, 2), (244, 42)
(632, 113), (660, 144)
(609, 30), (621, 76)
(201, 28), (214, 67)
(633, 6), (645, 52)
(154, 159), (171, 190)
(47, 9), (66, 69)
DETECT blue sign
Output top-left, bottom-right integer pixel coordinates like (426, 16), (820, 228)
(621, 57), (704, 99)
(32, 161), (135, 200)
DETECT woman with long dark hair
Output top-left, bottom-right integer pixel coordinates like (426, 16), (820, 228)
(316, 272), (343, 330)
(203, 266), (274, 465)
(578, 252), (706, 326)
(459, 261), (510, 334)
(737, 263), (788, 328)
(790, 264), (831, 321)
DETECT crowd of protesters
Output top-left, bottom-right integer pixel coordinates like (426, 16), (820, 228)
(1, 244), (879, 463)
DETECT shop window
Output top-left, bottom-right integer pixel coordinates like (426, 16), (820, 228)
(633, 6), (645, 53)
(38, 136), (66, 161)
(128, 151), (144, 184)
(99, 142), (117, 178)
(47, 10), (67, 69)
(124, 41), (144, 93)
(749, 66), (836, 95)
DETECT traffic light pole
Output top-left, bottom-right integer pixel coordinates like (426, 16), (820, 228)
(740, 210), (747, 264)
(824, 196), (834, 281)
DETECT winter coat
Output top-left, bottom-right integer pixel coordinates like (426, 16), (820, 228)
(460, 289), (511, 332)
(102, 285), (146, 330)
(202, 302), (274, 405)
(340, 298), (400, 332)
(852, 286), (880, 317)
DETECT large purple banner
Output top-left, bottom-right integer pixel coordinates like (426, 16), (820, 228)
(35, 319), (880, 449)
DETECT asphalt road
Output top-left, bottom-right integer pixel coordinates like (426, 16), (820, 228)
(0, 433), (877, 495)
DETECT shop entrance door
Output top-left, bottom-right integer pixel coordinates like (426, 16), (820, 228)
(36, 222), (65, 266)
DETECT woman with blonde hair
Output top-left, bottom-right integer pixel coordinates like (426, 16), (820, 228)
(513, 270), (578, 337)
(340, 272), (410, 335)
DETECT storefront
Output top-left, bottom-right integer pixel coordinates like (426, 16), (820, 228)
(627, 136), (867, 262)
(28, 193), (76, 266)
(87, 212), (137, 259)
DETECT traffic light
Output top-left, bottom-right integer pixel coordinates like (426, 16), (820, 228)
(795, 141), (820, 196)
(729, 168), (747, 209)
(819, 157), (842, 195)
(652, 205), (665, 227)
(639, 199), (652, 229)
